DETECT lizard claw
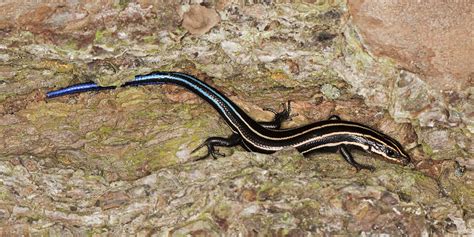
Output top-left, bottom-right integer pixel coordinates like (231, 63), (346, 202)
(191, 137), (230, 161)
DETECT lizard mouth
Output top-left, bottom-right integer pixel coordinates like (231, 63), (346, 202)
(399, 156), (411, 166)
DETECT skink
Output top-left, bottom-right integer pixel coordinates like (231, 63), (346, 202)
(47, 72), (410, 171)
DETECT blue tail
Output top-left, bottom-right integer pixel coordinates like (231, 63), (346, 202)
(46, 79), (165, 98)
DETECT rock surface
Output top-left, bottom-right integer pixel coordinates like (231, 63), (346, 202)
(182, 5), (221, 36)
(0, 151), (468, 235)
(348, 0), (473, 91)
(0, 1), (472, 235)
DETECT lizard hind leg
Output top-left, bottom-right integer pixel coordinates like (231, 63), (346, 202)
(191, 133), (242, 160)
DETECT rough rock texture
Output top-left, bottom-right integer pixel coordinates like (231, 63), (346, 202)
(348, 0), (473, 91)
(0, 150), (466, 235)
(182, 5), (221, 35)
(0, 1), (472, 235)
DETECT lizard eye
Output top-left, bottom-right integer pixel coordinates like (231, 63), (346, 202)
(386, 149), (396, 157)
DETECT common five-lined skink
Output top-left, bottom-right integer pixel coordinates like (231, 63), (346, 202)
(47, 72), (410, 171)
